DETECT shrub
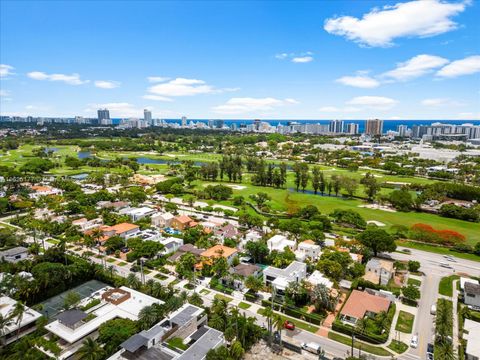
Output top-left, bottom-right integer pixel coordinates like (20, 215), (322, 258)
(409, 223), (465, 246)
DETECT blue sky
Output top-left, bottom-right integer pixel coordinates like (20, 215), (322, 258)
(1, 0), (479, 120)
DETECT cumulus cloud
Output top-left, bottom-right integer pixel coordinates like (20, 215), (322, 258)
(145, 77), (236, 101)
(421, 98), (463, 106)
(94, 80), (120, 89)
(0, 64), (15, 78)
(346, 96), (398, 109)
(319, 106), (361, 113)
(147, 76), (170, 83)
(212, 97), (298, 115)
(382, 54), (449, 81)
(335, 75), (380, 88)
(276, 52), (314, 63)
(27, 71), (89, 85)
(324, 0), (467, 47)
(436, 55), (480, 78)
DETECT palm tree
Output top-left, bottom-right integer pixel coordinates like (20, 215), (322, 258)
(76, 337), (105, 360)
(11, 301), (26, 341)
(436, 341), (456, 360)
(138, 305), (159, 330)
(230, 340), (245, 360)
(0, 314), (13, 339)
(262, 307), (274, 344)
(272, 314), (284, 347)
(126, 273), (141, 290)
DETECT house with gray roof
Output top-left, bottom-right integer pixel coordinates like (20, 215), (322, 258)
(0, 247), (29, 263)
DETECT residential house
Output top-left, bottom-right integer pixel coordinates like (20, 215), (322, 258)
(168, 244), (205, 262)
(263, 261), (307, 298)
(108, 303), (224, 360)
(97, 201), (130, 210)
(223, 263), (262, 291)
(101, 223), (140, 240)
(29, 185), (63, 199)
(464, 319), (480, 360)
(0, 296), (42, 345)
(267, 234), (296, 253)
(119, 207), (157, 222)
(151, 212), (174, 228)
(295, 240), (321, 261)
(159, 237), (184, 255)
(307, 270), (334, 289)
(0, 247), (29, 263)
(461, 277), (479, 291)
(171, 215), (195, 231)
(363, 258), (394, 286)
(464, 282), (480, 308)
(41, 286), (162, 360)
(339, 290), (391, 325)
(214, 223), (239, 242)
(239, 230), (262, 250)
(200, 245), (238, 265)
(72, 218), (103, 232)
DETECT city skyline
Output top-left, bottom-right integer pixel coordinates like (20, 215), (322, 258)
(1, 0), (480, 120)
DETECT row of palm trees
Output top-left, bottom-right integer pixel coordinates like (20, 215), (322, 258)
(435, 298), (455, 360)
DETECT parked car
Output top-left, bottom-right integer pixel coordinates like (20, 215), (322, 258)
(273, 331), (280, 343)
(431, 304), (437, 315)
(410, 335), (418, 348)
(427, 343), (434, 355)
(284, 320), (295, 330)
(121, 247), (129, 253)
(302, 342), (321, 354)
(439, 263), (452, 269)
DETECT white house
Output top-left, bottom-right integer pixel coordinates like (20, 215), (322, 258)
(29, 185), (63, 199)
(119, 207), (157, 222)
(71, 218), (103, 232)
(267, 234), (296, 252)
(263, 261), (307, 297)
(0, 296), (42, 345)
(239, 230), (262, 250)
(151, 212), (174, 228)
(41, 286), (162, 360)
(295, 240), (321, 261)
(363, 258), (394, 286)
(0, 247), (29, 263)
(464, 319), (480, 360)
(159, 237), (184, 255)
(307, 270), (333, 289)
(464, 282), (480, 308)
(461, 277), (479, 291)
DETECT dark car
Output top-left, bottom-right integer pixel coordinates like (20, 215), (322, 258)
(273, 331), (280, 343)
(121, 247), (129, 253)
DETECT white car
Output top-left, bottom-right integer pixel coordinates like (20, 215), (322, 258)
(410, 335), (418, 348)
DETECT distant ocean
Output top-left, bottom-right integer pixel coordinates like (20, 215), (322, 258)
(112, 119), (480, 133)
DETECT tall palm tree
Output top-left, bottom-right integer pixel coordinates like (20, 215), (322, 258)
(262, 307), (274, 344)
(0, 314), (13, 339)
(230, 340), (245, 360)
(436, 341), (456, 360)
(76, 337), (105, 360)
(138, 305), (159, 330)
(126, 273), (141, 290)
(11, 301), (26, 341)
(272, 314), (283, 347)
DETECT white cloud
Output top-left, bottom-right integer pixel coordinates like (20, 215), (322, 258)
(382, 54), (449, 81)
(85, 102), (144, 118)
(27, 71), (89, 85)
(421, 98), (463, 106)
(275, 52), (314, 63)
(142, 94), (174, 102)
(0, 90), (10, 97)
(0, 64), (15, 78)
(145, 77), (236, 101)
(324, 0), (467, 47)
(94, 80), (120, 89)
(212, 97), (299, 115)
(436, 55), (480, 77)
(347, 96), (398, 109)
(335, 75), (380, 88)
(292, 56), (314, 63)
(147, 76), (170, 83)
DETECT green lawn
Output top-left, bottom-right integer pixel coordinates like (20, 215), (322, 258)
(117, 262), (127, 266)
(257, 308), (319, 333)
(388, 340), (409, 354)
(395, 311), (415, 333)
(200, 289), (211, 295)
(169, 279), (181, 286)
(408, 278), (422, 287)
(327, 332), (392, 356)
(167, 337), (188, 351)
(154, 273), (168, 280)
(106, 258), (116, 263)
(439, 275), (460, 297)
(214, 294), (233, 303)
(238, 302), (251, 310)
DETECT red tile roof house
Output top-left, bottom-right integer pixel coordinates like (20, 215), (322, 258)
(171, 215), (195, 231)
(339, 290), (391, 325)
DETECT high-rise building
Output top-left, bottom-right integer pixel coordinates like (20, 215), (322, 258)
(213, 119), (224, 129)
(254, 119), (261, 131)
(97, 109), (110, 125)
(329, 119), (344, 133)
(365, 119), (384, 136)
(397, 124), (408, 137)
(144, 109), (152, 123)
(346, 123), (359, 134)
(181, 116), (187, 127)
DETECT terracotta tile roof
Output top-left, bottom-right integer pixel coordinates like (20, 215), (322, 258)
(175, 215), (193, 224)
(302, 240), (315, 245)
(109, 223), (139, 234)
(31, 185), (53, 192)
(340, 290), (391, 320)
(201, 245), (237, 259)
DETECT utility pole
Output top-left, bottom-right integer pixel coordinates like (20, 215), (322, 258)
(351, 333), (355, 357)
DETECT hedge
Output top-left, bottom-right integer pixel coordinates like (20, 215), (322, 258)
(260, 299), (324, 325)
(332, 320), (388, 344)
